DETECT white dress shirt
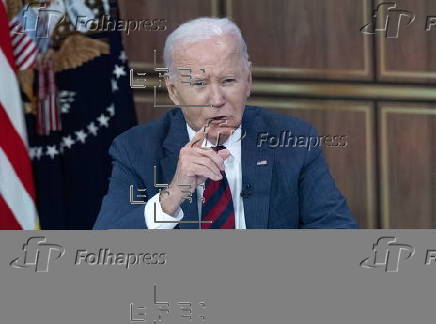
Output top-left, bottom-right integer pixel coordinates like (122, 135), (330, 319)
(144, 124), (246, 229)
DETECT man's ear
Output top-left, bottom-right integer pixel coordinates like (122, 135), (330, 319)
(165, 77), (181, 106)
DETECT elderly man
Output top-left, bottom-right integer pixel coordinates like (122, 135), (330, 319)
(94, 17), (358, 229)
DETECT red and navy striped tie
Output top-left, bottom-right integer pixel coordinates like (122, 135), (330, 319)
(201, 145), (235, 229)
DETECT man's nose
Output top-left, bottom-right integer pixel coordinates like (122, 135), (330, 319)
(209, 83), (225, 108)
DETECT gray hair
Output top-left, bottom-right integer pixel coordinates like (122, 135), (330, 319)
(163, 17), (250, 78)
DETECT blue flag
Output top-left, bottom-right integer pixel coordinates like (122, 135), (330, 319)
(25, 2), (137, 229)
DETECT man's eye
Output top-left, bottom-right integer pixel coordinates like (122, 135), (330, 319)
(192, 80), (207, 86)
(223, 78), (236, 84)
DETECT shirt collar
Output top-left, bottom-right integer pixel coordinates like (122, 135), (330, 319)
(186, 123), (241, 162)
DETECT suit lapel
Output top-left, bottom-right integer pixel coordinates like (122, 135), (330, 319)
(159, 109), (200, 229)
(241, 107), (274, 229)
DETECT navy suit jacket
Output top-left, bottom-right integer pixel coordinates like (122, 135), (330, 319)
(94, 106), (358, 229)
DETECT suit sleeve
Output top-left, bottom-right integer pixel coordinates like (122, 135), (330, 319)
(93, 136), (148, 229)
(298, 126), (359, 229)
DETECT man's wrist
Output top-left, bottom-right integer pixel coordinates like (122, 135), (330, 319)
(159, 186), (185, 216)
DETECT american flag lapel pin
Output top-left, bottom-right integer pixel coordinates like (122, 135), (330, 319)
(256, 160), (268, 166)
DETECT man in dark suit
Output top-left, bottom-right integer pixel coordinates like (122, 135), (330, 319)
(94, 17), (358, 229)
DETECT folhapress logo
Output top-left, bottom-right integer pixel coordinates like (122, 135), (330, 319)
(361, 2), (415, 38)
(360, 237), (415, 272)
(10, 237), (65, 272)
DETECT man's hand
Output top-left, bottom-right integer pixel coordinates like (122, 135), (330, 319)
(160, 126), (230, 216)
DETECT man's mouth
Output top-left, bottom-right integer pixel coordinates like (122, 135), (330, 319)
(207, 116), (227, 126)
(211, 116), (226, 121)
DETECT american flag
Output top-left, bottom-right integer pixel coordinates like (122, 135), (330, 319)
(0, 0), (39, 229)
(8, 11), (39, 70)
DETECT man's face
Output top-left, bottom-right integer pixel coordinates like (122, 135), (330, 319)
(165, 34), (252, 145)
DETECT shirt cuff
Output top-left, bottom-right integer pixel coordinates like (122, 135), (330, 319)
(144, 192), (184, 229)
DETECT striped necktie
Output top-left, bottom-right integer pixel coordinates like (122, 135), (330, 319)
(201, 145), (235, 229)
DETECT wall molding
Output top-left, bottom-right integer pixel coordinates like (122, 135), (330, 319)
(379, 105), (436, 228)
